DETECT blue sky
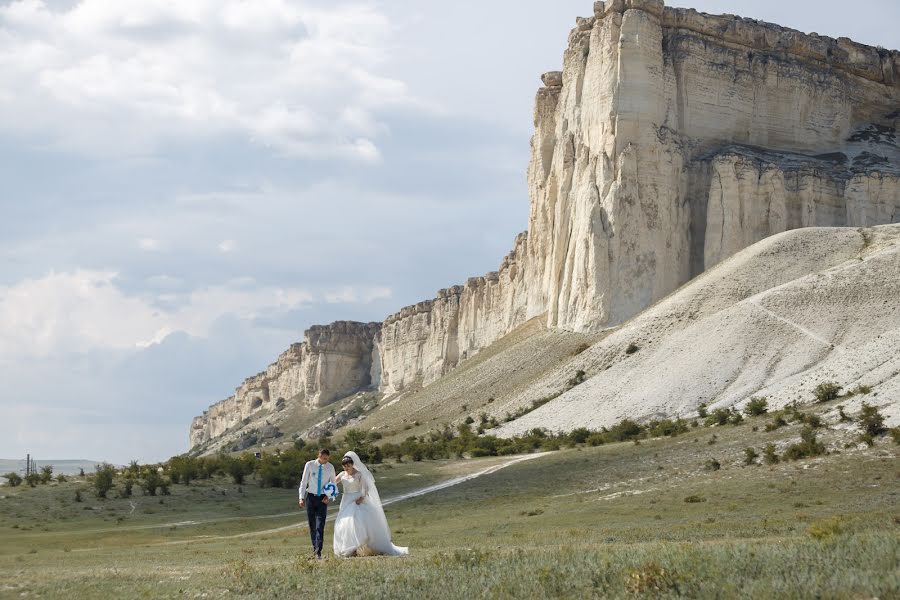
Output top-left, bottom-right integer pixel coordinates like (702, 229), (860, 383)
(1, 0), (897, 463)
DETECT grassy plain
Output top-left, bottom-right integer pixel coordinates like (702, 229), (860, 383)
(1, 410), (898, 599)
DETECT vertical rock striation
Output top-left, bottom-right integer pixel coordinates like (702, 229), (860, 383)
(190, 1), (899, 449)
(189, 321), (380, 447)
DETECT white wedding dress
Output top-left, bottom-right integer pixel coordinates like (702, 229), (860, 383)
(333, 451), (408, 557)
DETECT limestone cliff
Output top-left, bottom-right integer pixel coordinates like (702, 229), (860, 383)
(189, 321), (380, 447)
(189, 0), (898, 450)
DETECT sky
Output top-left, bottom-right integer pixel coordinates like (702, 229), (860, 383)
(2, 0), (897, 464)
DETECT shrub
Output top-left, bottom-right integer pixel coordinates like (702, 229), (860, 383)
(625, 343), (639, 355)
(813, 382), (842, 403)
(704, 458), (721, 471)
(567, 427), (591, 444)
(857, 402), (886, 437)
(572, 342), (590, 356)
(890, 428), (900, 446)
(646, 418), (689, 438)
(744, 397), (769, 416)
(765, 414), (788, 432)
(743, 448), (759, 465)
(56, 473), (67, 483)
(142, 469), (163, 496)
(94, 463), (116, 499)
(783, 426), (826, 461)
(845, 384), (872, 397)
(74, 490), (82, 502)
(684, 495), (706, 503)
(25, 473), (39, 487)
(3, 472), (22, 487)
(39, 465), (53, 484)
(463, 416), (474, 425)
(802, 413), (823, 429)
(808, 516), (844, 540)
(696, 402), (708, 418)
(567, 370), (587, 387)
(625, 562), (679, 595)
(728, 408), (744, 425)
(704, 408), (731, 427)
(763, 444), (780, 465)
(837, 405), (852, 423)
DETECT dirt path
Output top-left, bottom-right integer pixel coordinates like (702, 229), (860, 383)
(65, 452), (549, 550)
(161, 452), (550, 544)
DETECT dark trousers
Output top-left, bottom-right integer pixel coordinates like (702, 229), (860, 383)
(305, 493), (328, 556)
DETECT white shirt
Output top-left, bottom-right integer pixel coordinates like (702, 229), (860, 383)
(299, 459), (337, 499)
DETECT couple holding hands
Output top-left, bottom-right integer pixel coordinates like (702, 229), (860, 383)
(299, 448), (408, 559)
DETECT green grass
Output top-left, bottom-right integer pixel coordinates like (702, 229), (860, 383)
(1, 411), (898, 598)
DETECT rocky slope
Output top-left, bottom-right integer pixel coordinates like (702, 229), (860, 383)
(190, 0), (898, 451)
(493, 223), (900, 435)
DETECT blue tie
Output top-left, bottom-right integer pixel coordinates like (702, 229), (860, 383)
(316, 463), (322, 496)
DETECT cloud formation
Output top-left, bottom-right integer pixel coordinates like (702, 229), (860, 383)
(0, 269), (393, 358)
(0, 0), (412, 159)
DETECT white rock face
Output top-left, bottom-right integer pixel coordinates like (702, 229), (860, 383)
(494, 224), (900, 436)
(190, 321), (380, 447)
(190, 1), (899, 449)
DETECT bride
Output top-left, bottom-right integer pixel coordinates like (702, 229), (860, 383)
(333, 451), (408, 557)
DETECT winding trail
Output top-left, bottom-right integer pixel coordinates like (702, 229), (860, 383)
(159, 452), (549, 544)
(66, 452), (548, 550)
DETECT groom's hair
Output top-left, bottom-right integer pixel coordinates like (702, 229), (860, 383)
(318, 448), (330, 456)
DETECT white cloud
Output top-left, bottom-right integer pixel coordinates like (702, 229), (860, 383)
(324, 286), (393, 304)
(0, 269), (319, 358)
(138, 237), (160, 251)
(0, 268), (399, 360)
(0, 0), (414, 160)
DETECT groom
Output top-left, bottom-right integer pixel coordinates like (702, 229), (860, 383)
(299, 448), (337, 559)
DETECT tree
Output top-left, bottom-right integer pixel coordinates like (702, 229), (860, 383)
(3, 472), (22, 487)
(142, 469), (163, 496)
(94, 463), (116, 498)
(39, 465), (54, 484)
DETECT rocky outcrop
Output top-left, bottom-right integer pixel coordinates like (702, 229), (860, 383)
(190, 321), (380, 447)
(524, 0), (899, 331)
(190, 1), (898, 450)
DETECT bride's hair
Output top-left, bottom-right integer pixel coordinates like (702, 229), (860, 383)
(341, 456), (354, 465)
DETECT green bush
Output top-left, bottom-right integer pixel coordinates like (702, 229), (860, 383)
(625, 343), (639, 355)
(696, 403), (708, 418)
(744, 448), (759, 466)
(744, 397), (769, 416)
(764, 414), (788, 432)
(837, 405), (852, 423)
(646, 418), (689, 438)
(684, 495), (706, 503)
(845, 384), (872, 397)
(567, 370), (586, 387)
(728, 408), (744, 425)
(39, 465), (53, 484)
(3, 472), (22, 487)
(813, 382), (842, 403)
(890, 428), (900, 446)
(857, 402), (886, 438)
(763, 444), (780, 465)
(94, 463), (116, 498)
(783, 427), (826, 461)
(705, 459), (721, 471)
(705, 408), (731, 427)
